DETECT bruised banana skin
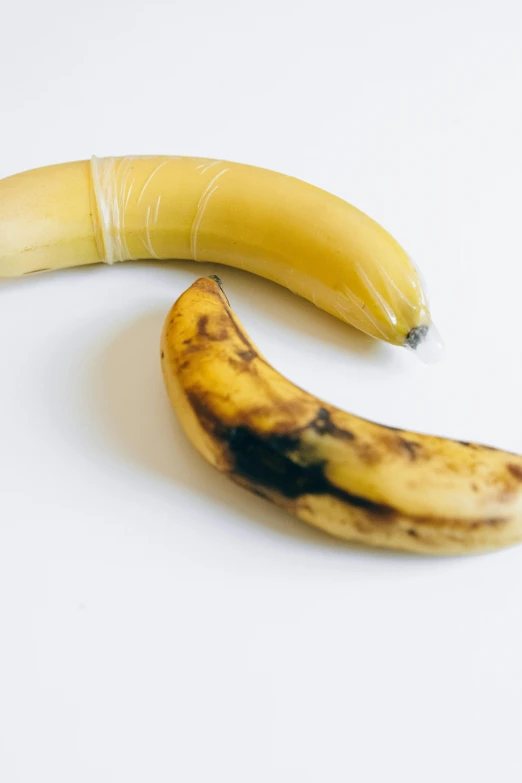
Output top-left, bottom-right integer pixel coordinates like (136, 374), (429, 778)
(161, 276), (522, 555)
(0, 155), (431, 347)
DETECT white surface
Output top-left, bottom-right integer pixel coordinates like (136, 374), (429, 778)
(2, 1), (522, 781)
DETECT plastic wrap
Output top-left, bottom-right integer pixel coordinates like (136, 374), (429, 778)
(88, 154), (440, 356)
(91, 155), (160, 264)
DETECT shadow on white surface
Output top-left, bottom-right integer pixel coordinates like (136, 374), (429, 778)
(2, 258), (398, 364)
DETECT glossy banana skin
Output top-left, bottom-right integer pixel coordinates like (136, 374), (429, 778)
(161, 276), (522, 555)
(0, 156), (431, 347)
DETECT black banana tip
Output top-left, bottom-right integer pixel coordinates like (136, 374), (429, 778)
(405, 325), (429, 350)
(208, 274), (224, 290)
(405, 324), (445, 363)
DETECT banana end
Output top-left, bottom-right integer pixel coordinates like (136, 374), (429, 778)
(406, 323), (445, 364)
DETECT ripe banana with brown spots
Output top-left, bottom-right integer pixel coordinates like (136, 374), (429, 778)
(161, 275), (522, 555)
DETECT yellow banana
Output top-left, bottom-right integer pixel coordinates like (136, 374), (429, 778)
(161, 275), (522, 555)
(0, 155), (437, 351)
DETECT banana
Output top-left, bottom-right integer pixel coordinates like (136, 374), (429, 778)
(161, 275), (522, 555)
(0, 155), (437, 350)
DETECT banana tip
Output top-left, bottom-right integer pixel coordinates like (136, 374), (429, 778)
(208, 274), (224, 290)
(406, 323), (445, 364)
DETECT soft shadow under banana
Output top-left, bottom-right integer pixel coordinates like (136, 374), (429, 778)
(161, 275), (522, 555)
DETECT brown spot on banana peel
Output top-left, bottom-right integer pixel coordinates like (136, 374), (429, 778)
(197, 314), (229, 341)
(197, 315), (209, 336)
(225, 423), (393, 517)
(311, 408), (355, 440)
(398, 438), (424, 460)
(237, 350), (257, 362)
(508, 464), (522, 482)
(354, 441), (381, 466)
(228, 356), (261, 374)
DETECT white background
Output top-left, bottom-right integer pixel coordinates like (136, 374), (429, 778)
(1, 1), (522, 780)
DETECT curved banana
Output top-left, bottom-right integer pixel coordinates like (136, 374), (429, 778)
(161, 276), (522, 555)
(0, 155), (436, 350)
